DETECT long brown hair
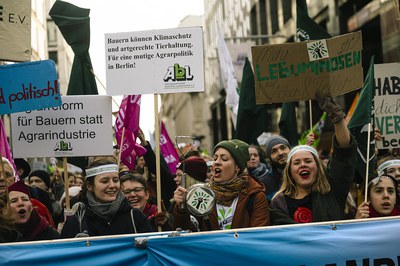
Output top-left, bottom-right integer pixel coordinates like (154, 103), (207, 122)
(274, 152), (331, 198)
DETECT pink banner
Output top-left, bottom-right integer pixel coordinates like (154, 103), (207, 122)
(160, 122), (179, 174)
(115, 95), (146, 170)
(0, 117), (18, 180)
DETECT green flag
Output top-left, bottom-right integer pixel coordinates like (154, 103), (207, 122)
(298, 112), (327, 147)
(348, 56), (376, 180)
(296, 0), (332, 41)
(279, 102), (298, 146)
(287, 0), (331, 148)
(49, 0), (98, 95)
(235, 57), (268, 144)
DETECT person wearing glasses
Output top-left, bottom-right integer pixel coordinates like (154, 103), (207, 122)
(61, 158), (153, 238)
(120, 172), (171, 231)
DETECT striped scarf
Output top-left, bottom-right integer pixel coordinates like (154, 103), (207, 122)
(210, 174), (248, 206)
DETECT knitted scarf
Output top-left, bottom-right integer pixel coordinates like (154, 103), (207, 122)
(369, 205), (400, 218)
(210, 174), (248, 206)
(248, 163), (269, 180)
(86, 191), (125, 221)
(16, 209), (49, 241)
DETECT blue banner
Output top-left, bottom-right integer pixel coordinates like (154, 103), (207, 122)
(146, 218), (400, 266)
(0, 60), (61, 115)
(1, 219), (399, 266)
(0, 234), (148, 266)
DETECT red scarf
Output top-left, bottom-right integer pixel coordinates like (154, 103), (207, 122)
(369, 205), (400, 218)
(16, 209), (49, 241)
(143, 203), (157, 220)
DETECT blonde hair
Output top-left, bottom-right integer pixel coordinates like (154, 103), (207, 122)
(274, 152), (330, 198)
(1, 157), (15, 178)
(184, 174), (204, 188)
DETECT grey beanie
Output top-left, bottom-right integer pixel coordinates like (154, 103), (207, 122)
(265, 135), (290, 159)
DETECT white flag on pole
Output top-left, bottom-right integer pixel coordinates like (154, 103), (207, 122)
(217, 26), (240, 128)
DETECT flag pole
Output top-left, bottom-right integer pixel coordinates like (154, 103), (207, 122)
(0, 160), (10, 212)
(154, 94), (162, 232)
(63, 157), (70, 210)
(226, 106), (232, 140)
(309, 100), (313, 133)
(364, 122), (372, 202)
(117, 127), (125, 169)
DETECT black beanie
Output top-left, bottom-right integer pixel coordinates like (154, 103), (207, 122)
(29, 170), (51, 189)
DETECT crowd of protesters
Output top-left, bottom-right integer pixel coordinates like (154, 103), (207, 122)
(1, 95), (399, 243)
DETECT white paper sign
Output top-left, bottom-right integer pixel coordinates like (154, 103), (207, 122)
(374, 63), (400, 149)
(105, 27), (204, 95)
(11, 95), (113, 158)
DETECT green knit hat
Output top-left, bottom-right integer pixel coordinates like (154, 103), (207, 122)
(213, 139), (250, 172)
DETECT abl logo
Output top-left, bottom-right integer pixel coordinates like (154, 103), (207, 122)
(163, 63), (194, 82)
(54, 141), (73, 152)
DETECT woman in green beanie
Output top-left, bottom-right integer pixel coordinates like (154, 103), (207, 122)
(173, 139), (269, 231)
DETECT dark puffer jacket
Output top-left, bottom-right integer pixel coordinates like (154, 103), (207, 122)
(61, 196), (153, 238)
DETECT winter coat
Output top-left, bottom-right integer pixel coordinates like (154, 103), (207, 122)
(61, 196), (153, 238)
(270, 136), (357, 225)
(0, 228), (22, 243)
(142, 141), (176, 211)
(173, 173), (270, 231)
(249, 163), (271, 195)
(15, 209), (60, 241)
(263, 165), (284, 201)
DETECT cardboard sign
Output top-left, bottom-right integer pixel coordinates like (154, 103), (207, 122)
(105, 27), (204, 95)
(0, 0), (31, 62)
(11, 95), (113, 158)
(374, 63), (400, 149)
(252, 31), (363, 104)
(0, 60), (60, 115)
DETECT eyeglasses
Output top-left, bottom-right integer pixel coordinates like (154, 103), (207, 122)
(122, 187), (145, 195)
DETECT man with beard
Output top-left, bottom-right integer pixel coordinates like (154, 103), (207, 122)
(263, 135), (291, 201)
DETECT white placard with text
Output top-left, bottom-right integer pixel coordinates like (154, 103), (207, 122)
(11, 95), (113, 158)
(105, 27), (204, 95)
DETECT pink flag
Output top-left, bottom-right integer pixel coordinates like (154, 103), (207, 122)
(115, 95), (147, 170)
(0, 117), (18, 180)
(160, 122), (179, 174)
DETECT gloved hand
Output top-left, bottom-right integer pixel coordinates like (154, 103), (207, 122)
(155, 212), (170, 226)
(75, 230), (89, 238)
(155, 200), (170, 226)
(316, 95), (345, 123)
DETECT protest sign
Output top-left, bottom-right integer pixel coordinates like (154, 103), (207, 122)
(374, 63), (400, 149)
(11, 95), (113, 158)
(105, 27), (204, 95)
(0, 0), (31, 62)
(252, 31), (363, 104)
(0, 60), (60, 115)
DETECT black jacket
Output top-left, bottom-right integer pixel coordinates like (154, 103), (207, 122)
(0, 228), (22, 243)
(61, 197), (153, 238)
(270, 136), (357, 225)
(142, 142), (176, 210)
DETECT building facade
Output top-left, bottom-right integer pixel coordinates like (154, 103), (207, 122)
(202, 0), (400, 150)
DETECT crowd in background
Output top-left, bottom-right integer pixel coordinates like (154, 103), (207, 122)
(1, 96), (399, 243)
